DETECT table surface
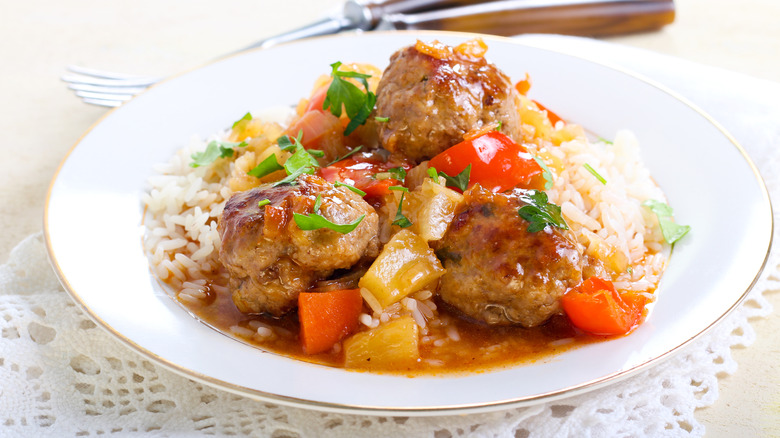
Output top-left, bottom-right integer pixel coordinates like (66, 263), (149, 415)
(2, 0), (778, 435)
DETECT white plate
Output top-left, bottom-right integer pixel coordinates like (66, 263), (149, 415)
(45, 31), (772, 416)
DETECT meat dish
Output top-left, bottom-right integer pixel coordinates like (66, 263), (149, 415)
(143, 39), (688, 374)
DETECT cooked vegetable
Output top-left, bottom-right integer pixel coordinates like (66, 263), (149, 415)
(285, 109), (342, 151)
(404, 179), (464, 241)
(299, 289), (363, 355)
(359, 229), (445, 308)
(190, 140), (247, 168)
(323, 61), (377, 135)
(643, 199), (690, 244)
(517, 190), (569, 232)
(343, 316), (420, 370)
(428, 131), (544, 192)
(561, 276), (646, 335)
(319, 156), (408, 197)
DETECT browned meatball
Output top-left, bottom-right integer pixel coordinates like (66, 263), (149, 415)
(218, 174), (379, 316)
(375, 41), (522, 163)
(433, 185), (582, 327)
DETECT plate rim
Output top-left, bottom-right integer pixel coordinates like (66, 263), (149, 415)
(43, 30), (774, 416)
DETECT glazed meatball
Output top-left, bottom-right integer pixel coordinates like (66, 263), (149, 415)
(218, 174), (379, 316)
(433, 185), (582, 327)
(375, 41), (522, 162)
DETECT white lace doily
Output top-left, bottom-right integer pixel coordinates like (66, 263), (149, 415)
(2, 37), (779, 436)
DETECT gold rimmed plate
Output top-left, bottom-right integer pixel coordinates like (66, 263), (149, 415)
(44, 31), (772, 415)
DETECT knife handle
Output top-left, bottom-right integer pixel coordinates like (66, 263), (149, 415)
(360, 0), (497, 24)
(384, 0), (676, 37)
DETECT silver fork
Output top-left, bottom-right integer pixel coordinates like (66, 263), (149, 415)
(61, 0), (676, 107)
(62, 65), (163, 107)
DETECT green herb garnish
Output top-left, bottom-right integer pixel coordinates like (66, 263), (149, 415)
(257, 199), (270, 208)
(388, 167), (407, 182)
(334, 181), (367, 197)
(325, 145), (363, 166)
(323, 62), (377, 136)
(273, 133), (321, 187)
(307, 149), (325, 158)
(584, 163), (607, 185)
(190, 140), (247, 167)
(437, 165), (471, 192)
(598, 137), (614, 145)
(293, 210), (365, 234)
(389, 185), (408, 193)
(496, 120), (503, 132)
(392, 192), (412, 228)
(534, 156), (554, 190)
(375, 116), (389, 122)
(517, 190), (569, 233)
(248, 154), (284, 178)
(427, 167), (439, 180)
(642, 199), (690, 244)
(232, 112), (252, 129)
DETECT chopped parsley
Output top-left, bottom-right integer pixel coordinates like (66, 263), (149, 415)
(293, 212), (365, 234)
(496, 120), (503, 132)
(388, 167), (407, 182)
(323, 62), (377, 136)
(642, 199), (691, 244)
(334, 181), (366, 196)
(247, 154), (284, 178)
(232, 112), (252, 129)
(273, 133), (321, 187)
(584, 163), (607, 185)
(517, 190), (569, 233)
(326, 145), (363, 166)
(190, 140), (247, 167)
(534, 156), (554, 190)
(392, 192), (412, 228)
(293, 194), (364, 234)
(437, 165), (471, 192)
(427, 167), (439, 180)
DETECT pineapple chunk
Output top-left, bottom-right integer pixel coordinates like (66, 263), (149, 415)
(358, 229), (445, 308)
(344, 316), (419, 370)
(404, 179), (463, 242)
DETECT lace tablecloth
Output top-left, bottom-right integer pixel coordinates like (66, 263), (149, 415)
(2, 35), (778, 437)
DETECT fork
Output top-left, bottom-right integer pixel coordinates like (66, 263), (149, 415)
(62, 0), (676, 107)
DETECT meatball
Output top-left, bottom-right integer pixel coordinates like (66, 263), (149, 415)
(218, 174), (379, 316)
(374, 41), (522, 163)
(433, 185), (582, 327)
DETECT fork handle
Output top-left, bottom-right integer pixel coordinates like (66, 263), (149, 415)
(383, 0), (676, 37)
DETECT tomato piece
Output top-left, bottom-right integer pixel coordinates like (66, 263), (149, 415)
(561, 276), (646, 336)
(532, 100), (564, 126)
(298, 289), (363, 355)
(304, 84), (330, 114)
(320, 156), (409, 198)
(286, 110), (342, 151)
(428, 131), (543, 192)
